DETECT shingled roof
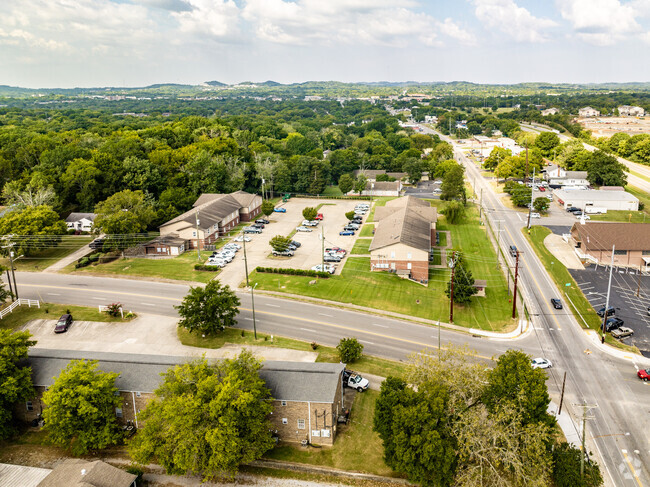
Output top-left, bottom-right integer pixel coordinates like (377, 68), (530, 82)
(571, 222), (650, 251)
(161, 194), (241, 231)
(370, 196), (437, 252)
(37, 459), (136, 487)
(65, 213), (96, 223)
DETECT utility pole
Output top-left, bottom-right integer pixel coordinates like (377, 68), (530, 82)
(527, 167), (535, 229)
(479, 188), (483, 220)
(251, 283), (258, 339)
(321, 225), (325, 271)
(4, 246), (19, 300)
(524, 142), (529, 183)
(5, 267), (14, 299)
(195, 211), (201, 262)
(572, 403), (598, 480)
(449, 251), (457, 324)
(636, 265), (642, 297)
(512, 250), (520, 319)
(558, 371), (567, 415)
(243, 235), (250, 287)
(601, 245), (615, 342)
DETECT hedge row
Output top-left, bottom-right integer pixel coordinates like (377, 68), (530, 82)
(194, 264), (221, 272)
(255, 266), (330, 278)
(290, 194), (373, 201)
(75, 252), (102, 268)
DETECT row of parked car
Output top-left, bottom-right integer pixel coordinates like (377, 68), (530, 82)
(243, 218), (271, 234)
(340, 204), (368, 236)
(272, 239), (302, 257)
(206, 242), (241, 267)
(565, 207), (591, 220)
(310, 247), (348, 274)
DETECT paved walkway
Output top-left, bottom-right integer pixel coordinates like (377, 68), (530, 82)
(42, 243), (93, 273)
(543, 233), (584, 270)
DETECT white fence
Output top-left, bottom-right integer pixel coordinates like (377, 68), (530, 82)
(0, 298), (41, 319)
(98, 305), (123, 318)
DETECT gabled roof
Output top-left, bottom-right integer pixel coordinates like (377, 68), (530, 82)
(144, 234), (186, 247)
(258, 362), (345, 403)
(161, 195), (242, 231)
(571, 222), (650, 251)
(37, 459), (136, 487)
(65, 213), (97, 223)
(365, 181), (400, 191)
(229, 190), (261, 209)
(193, 193), (228, 207)
(370, 207), (433, 252)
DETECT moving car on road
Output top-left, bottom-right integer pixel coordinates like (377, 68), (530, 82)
(638, 368), (650, 381)
(531, 358), (552, 369)
(54, 314), (73, 333)
(551, 298), (563, 309)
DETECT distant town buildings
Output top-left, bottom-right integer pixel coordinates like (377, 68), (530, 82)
(541, 108), (559, 116)
(578, 107), (600, 118)
(618, 105), (645, 117)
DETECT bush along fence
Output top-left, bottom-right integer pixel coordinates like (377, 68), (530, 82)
(290, 193), (373, 201)
(194, 264), (221, 272)
(255, 266), (331, 278)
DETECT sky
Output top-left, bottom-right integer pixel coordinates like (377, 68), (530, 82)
(1, 0), (650, 88)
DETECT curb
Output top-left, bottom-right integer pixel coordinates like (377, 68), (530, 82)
(584, 330), (650, 366)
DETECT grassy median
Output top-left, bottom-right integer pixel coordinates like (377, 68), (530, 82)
(0, 303), (135, 331)
(0, 236), (92, 272)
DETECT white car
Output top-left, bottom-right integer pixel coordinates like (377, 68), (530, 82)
(233, 235), (251, 242)
(530, 212), (540, 218)
(311, 264), (335, 274)
(576, 214), (591, 220)
(433, 188), (442, 193)
(302, 220), (319, 226)
(531, 358), (552, 369)
(296, 226), (313, 232)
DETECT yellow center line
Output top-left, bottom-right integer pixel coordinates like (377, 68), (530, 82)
(622, 450), (644, 487)
(22, 283), (496, 361)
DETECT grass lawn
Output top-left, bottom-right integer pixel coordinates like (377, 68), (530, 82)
(68, 251), (217, 283)
(589, 210), (648, 223)
(264, 390), (395, 477)
(178, 327), (407, 378)
(0, 303), (134, 331)
(252, 211), (514, 331)
(437, 231), (448, 247)
(0, 236), (92, 272)
(629, 169), (650, 184)
(430, 248), (442, 266)
(359, 224), (375, 237)
(321, 185), (344, 197)
(626, 186), (650, 211)
(366, 197), (396, 222)
(350, 239), (371, 255)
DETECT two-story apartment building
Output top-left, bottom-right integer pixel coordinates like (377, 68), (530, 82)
(545, 165), (589, 189)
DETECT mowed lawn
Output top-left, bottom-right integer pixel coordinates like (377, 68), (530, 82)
(0, 236), (92, 272)
(69, 251), (217, 283)
(359, 224), (375, 237)
(265, 390), (395, 477)
(251, 204), (514, 330)
(350, 239), (371, 255)
(0, 303), (134, 331)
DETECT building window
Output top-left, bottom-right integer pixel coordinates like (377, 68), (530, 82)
(115, 407), (123, 418)
(614, 250), (627, 256)
(282, 418), (288, 424)
(281, 400), (287, 406)
(192, 231), (196, 237)
(643, 250), (650, 256)
(390, 251), (395, 258)
(26, 401), (33, 411)
(135, 392), (141, 397)
(407, 263), (412, 270)
(311, 429), (321, 437)
(297, 419), (305, 429)
(321, 429), (331, 438)
(407, 252), (412, 259)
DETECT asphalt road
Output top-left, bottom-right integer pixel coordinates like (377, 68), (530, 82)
(421, 125), (650, 487)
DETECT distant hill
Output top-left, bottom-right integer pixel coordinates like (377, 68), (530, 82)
(204, 80), (227, 87)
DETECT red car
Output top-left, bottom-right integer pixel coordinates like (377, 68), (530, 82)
(539, 187), (546, 192)
(638, 368), (650, 381)
(314, 213), (324, 220)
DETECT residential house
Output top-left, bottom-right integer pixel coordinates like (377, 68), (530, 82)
(142, 234), (186, 256)
(18, 350), (347, 446)
(570, 222), (650, 269)
(370, 196), (437, 282)
(544, 165), (589, 189)
(37, 459), (136, 487)
(352, 169), (407, 181)
(553, 188), (639, 211)
(159, 191), (261, 249)
(65, 213), (96, 232)
(578, 107), (600, 118)
(541, 108), (559, 116)
(618, 105), (645, 117)
(352, 180), (402, 197)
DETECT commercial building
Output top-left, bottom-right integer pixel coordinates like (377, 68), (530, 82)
(352, 169), (407, 181)
(370, 196), (437, 283)
(553, 189), (639, 211)
(544, 165), (589, 189)
(353, 180), (402, 197)
(618, 105), (645, 117)
(570, 222), (650, 269)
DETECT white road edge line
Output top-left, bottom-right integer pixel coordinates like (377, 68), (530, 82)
(300, 327), (316, 333)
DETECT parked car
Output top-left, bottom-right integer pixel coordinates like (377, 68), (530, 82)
(311, 264), (335, 274)
(273, 207), (286, 213)
(234, 235), (251, 242)
(54, 314), (73, 333)
(597, 306), (615, 317)
(566, 207), (580, 213)
(610, 327), (634, 339)
(290, 240), (302, 248)
(343, 225), (359, 231)
(296, 226), (312, 232)
(546, 194), (553, 200)
(603, 317), (624, 332)
(272, 250), (294, 257)
(287, 244), (297, 251)
(252, 223), (265, 229)
(531, 358), (552, 369)
(314, 213), (324, 220)
(509, 245), (518, 257)
(326, 247), (346, 254)
(343, 369), (369, 391)
(340, 230), (355, 236)
(530, 212), (541, 218)
(89, 238), (105, 250)
(243, 227), (262, 234)
(539, 186), (546, 192)
(576, 214), (590, 220)
(638, 368), (650, 381)
(302, 220), (319, 226)
(433, 188), (442, 193)
(324, 255), (342, 262)
(255, 218), (269, 224)
(205, 260), (225, 267)
(551, 298), (563, 309)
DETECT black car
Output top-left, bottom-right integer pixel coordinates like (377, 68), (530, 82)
(509, 245), (518, 258)
(89, 238), (105, 250)
(603, 317), (624, 332)
(551, 298), (563, 309)
(256, 218), (269, 224)
(291, 240), (301, 248)
(252, 223), (265, 229)
(566, 207), (581, 213)
(597, 306), (615, 317)
(54, 314), (73, 333)
(343, 225), (358, 231)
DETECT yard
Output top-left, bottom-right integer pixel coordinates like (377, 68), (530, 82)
(589, 210), (648, 223)
(0, 303), (134, 331)
(251, 201), (515, 332)
(67, 250), (219, 283)
(359, 224), (375, 237)
(0, 236), (92, 272)
(350, 239), (371, 255)
(264, 390), (396, 477)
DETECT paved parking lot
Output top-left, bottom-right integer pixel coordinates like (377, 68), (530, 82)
(217, 198), (367, 288)
(569, 266), (650, 355)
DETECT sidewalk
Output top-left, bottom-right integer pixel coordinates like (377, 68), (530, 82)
(42, 243), (93, 273)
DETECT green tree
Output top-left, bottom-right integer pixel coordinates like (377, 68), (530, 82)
(60, 158), (101, 210)
(483, 350), (553, 427)
(354, 174), (368, 194)
(587, 151), (627, 187)
(534, 132), (560, 158)
(269, 235), (291, 252)
(345, 210), (356, 221)
(552, 442), (603, 487)
(510, 186), (532, 207)
(93, 189), (155, 234)
(533, 197), (549, 213)
(483, 147), (512, 170)
(0, 205), (67, 256)
(302, 207), (318, 221)
(337, 337), (364, 363)
(1, 181), (59, 210)
(441, 200), (466, 224)
(42, 360), (123, 455)
(338, 173), (354, 194)
(440, 164), (466, 203)
(128, 352), (274, 482)
(0, 330), (36, 439)
(175, 280), (240, 335)
(261, 200), (275, 217)
(445, 252), (477, 304)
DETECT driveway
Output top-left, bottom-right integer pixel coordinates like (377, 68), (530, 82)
(21, 315), (318, 362)
(216, 198), (365, 288)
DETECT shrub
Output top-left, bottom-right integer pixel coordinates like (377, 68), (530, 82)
(104, 303), (122, 317)
(337, 337), (364, 363)
(126, 466), (144, 483)
(311, 342), (319, 350)
(75, 257), (90, 269)
(194, 264), (220, 271)
(254, 266), (330, 278)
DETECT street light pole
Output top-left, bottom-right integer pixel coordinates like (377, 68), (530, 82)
(243, 235), (250, 287)
(8, 249), (18, 300)
(251, 282), (258, 340)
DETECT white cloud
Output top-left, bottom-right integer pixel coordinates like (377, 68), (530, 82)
(171, 0), (240, 38)
(558, 0), (640, 45)
(241, 0), (473, 47)
(473, 0), (557, 43)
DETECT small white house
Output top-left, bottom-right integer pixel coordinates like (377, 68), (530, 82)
(578, 107), (600, 118)
(618, 105), (645, 117)
(545, 165), (589, 188)
(65, 213), (96, 232)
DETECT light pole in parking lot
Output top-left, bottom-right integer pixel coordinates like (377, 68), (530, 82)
(251, 282), (258, 340)
(243, 234), (250, 287)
